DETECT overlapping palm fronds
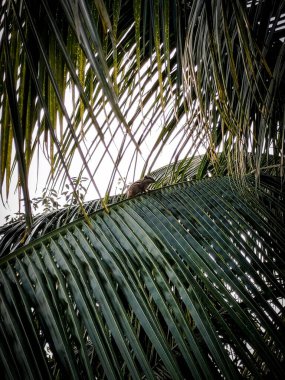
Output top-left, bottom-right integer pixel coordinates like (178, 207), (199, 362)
(183, 0), (285, 178)
(0, 152), (282, 257)
(0, 0), (188, 225)
(0, 175), (284, 379)
(1, 0), (284, 226)
(0, 155), (206, 257)
(1, 2), (285, 378)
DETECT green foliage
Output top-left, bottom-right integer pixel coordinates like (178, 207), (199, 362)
(1, 0), (283, 225)
(3, 176), (88, 225)
(0, 176), (284, 379)
(36, 176), (88, 211)
(0, 1), (285, 379)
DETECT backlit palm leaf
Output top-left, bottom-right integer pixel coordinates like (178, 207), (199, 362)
(1, 1), (284, 223)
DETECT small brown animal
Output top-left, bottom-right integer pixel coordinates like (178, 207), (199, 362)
(126, 175), (155, 198)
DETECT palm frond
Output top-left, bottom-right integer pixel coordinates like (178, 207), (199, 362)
(0, 175), (284, 379)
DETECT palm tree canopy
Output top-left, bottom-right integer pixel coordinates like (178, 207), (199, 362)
(0, 0), (284, 226)
(1, 1), (285, 379)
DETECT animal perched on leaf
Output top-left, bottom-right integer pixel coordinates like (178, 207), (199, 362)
(126, 176), (155, 198)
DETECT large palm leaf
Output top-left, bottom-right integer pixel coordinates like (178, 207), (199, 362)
(0, 176), (284, 379)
